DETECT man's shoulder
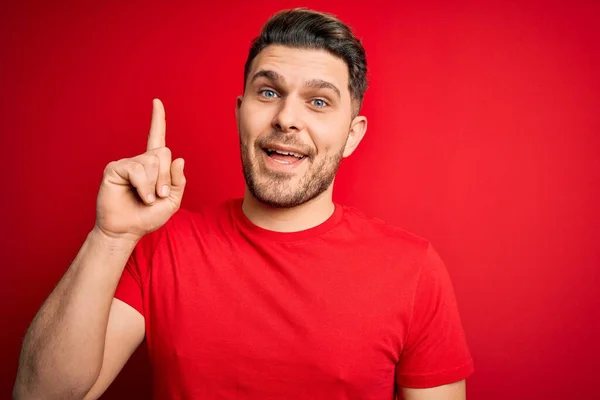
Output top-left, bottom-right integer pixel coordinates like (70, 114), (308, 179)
(338, 204), (431, 253)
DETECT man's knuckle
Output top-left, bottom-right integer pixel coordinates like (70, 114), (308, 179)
(133, 162), (145, 175)
(148, 155), (160, 168)
(103, 161), (116, 175)
(159, 147), (172, 158)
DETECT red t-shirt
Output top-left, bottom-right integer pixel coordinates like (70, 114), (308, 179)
(115, 199), (473, 399)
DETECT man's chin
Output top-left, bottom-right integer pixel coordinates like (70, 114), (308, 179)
(255, 197), (300, 209)
(242, 160), (315, 208)
(248, 186), (302, 209)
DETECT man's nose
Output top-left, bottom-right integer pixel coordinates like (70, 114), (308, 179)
(272, 97), (305, 133)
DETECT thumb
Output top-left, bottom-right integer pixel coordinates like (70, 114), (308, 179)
(169, 158), (186, 200)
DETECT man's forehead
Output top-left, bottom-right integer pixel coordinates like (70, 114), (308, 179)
(249, 45), (349, 89)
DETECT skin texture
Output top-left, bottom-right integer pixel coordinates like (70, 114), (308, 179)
(236, 45), (367, 232)
(402, 380), (466, 400)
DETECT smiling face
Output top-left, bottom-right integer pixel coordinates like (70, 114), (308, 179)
(236, 45), (367, 208)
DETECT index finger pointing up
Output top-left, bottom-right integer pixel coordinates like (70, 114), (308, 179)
(147, 98), (166, 151)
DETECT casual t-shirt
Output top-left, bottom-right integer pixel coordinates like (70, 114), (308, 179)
(115, 199), (474, 399)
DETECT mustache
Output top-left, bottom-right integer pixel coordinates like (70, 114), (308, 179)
(255, 132), (314, 157)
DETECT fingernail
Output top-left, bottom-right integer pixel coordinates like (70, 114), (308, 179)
(161, 185), (170, 196)
(147, 193), (156, 203)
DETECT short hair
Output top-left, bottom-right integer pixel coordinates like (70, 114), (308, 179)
(243, 8), (368, 115)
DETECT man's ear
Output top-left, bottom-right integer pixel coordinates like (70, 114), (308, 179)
(343, 115), (368, 158)
(235, 95), (243, 121)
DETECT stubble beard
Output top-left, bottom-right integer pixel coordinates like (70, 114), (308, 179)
(240, 140), (345, 209)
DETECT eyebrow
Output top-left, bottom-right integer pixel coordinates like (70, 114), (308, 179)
(250, 69), (341, 99)
(251, 69), (284, 84)
(304, 79), (341, 99)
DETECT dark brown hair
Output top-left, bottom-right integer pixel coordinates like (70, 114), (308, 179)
(243, 8), (368, 114)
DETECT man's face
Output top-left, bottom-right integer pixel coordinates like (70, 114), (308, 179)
(236, 45), (366, 208)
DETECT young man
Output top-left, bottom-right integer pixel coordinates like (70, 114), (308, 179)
(14, 8), (473, 400)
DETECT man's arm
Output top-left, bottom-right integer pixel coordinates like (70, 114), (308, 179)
(83, 298), (145, 400)
(395, 244), (473, 394)
(401, 380), (466, 400)
(14, 99), (183, 399)
(13, 229), (144, 399)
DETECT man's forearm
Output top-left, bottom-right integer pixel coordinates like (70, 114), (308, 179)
(14, 228), (137, 399)
(401, 380), (466, 400)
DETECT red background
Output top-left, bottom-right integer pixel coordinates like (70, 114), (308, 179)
(2, 1), (599, 399)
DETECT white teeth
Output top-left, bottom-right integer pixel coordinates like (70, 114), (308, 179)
(267, 148), (305, 158)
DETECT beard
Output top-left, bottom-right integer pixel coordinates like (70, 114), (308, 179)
(240, 133), (345, 209)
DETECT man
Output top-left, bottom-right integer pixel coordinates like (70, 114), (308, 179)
(14, 8), (473, 400)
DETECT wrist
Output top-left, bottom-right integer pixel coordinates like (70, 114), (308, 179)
(89, 226), (140, 253)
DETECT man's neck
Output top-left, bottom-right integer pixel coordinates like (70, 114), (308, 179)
(241, 187), (335, 233)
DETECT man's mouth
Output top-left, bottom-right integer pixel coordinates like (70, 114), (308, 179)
(262, 147), (307, 164)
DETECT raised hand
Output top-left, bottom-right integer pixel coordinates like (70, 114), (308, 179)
(94, 99), (186, 241)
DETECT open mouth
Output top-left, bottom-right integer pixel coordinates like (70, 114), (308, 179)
(262, 147), (307, 164)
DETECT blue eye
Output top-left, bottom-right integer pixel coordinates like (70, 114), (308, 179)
(261, 90), (278, 99)
(312, 99), (328, 108)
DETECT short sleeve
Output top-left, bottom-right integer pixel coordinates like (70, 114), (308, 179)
(396, 243), (474, 388)
(114, 252), (144, 316)
(114, 232), (158, 317)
